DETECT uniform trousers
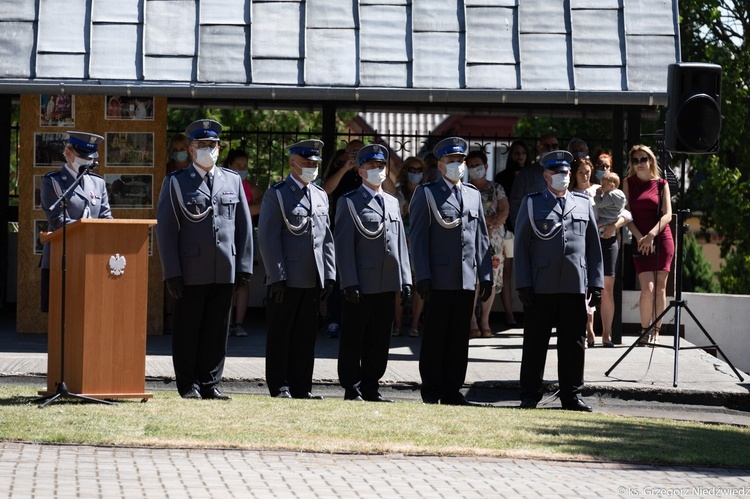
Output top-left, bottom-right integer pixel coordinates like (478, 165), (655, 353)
(338, 292), (395, 398)
(265, 286), (319, 398)
(419, 289), (475, 403)
(172, 283), (233, 396)
(520, 292), (587, 402)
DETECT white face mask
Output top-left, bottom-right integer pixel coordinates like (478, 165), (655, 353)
(194, 146), (219, 168)
(468, 165), (486, 180)
(364, 167), (387, 186)
(549, 172), (570, 191)
(72, 156), (93, 172)
(444, 161), (465, 183)
(294, 161), (319, 184)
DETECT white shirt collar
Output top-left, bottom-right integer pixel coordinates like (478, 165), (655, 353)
(442, 177), (461, 190)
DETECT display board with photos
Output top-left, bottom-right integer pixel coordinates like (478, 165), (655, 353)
(105, 132), (154, 167)
(105, 174), (154, 209)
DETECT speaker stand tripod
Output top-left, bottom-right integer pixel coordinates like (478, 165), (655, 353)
(605, 155), (745, 387)
(33, 165), (115, 408)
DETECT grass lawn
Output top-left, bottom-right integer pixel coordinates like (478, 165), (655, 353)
(1, 385), (748, 468)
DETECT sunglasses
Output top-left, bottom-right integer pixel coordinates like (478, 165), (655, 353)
(631, 156), (649, 165)
(406, 167), (423, 174)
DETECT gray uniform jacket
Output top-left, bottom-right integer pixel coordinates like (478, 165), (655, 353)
(509, 162), (546, 227)
(40, 167), (112, 269)
(334, 186), (412, 294)
(155, 164), (254, 285)
(514, 189), (604, 294)
(409, 180), (493, 291)
(258, 175), (335, 288)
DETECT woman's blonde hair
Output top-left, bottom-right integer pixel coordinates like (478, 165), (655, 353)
(626, 144), (659, 179)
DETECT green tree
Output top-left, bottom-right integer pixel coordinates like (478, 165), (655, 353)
(167, 108), (355, 189)
(682, 233), (720, 293)
(679, 1), (750, 292)
(718, 250), (750, 294)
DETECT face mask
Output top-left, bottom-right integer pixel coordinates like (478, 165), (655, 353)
(444, 161), (465, 183)
(172, 150), (189, 163)
(468, 166), (486, 180)
(194, 146), (218, 168)
(72, 156), (93, 173)
(594, 170), (606, 181)
(549, 172), (570, 191)
(365, 167), (386, 186)
(407, 172), (423, 184)
(295, 161), (318, 184)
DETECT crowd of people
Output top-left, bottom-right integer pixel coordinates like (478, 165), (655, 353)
(42, 119), (674, 409)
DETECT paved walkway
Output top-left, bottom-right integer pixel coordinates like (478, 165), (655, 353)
(2, 310), (750, 497)
(2, 442), (749, 498)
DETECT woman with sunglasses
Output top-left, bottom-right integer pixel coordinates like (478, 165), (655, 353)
(392, 156), (427, 337)
(623, 145), (674, 345)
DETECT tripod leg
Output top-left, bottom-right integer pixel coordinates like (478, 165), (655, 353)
(605, 303), (675, 377)
(673, 301), (683, 387)
(67, 393), (116, 405)
(682, 305), (745, 382)
(36, 393), (63, 408)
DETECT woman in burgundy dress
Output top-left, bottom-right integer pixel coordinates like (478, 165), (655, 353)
(623, 145), (674, 344)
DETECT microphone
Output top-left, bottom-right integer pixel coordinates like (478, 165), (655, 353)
(78, 161), (98, 175)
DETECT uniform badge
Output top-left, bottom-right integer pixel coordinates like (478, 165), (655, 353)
(190, 172), (196, 178)
(90, 192), (96, 205)
(61, 175), (67, 181)
(202, 120), (211, 129)
(542, 222), (549, 231)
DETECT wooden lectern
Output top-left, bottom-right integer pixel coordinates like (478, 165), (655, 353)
(40, 219), (156, 400)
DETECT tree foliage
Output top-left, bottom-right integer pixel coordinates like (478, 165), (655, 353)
(682, 233), (720, 293)
(679, 1), (750, 292)
(167, 108), (355, 189)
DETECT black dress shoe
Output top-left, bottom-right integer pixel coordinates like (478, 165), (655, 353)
(274, 390), (292, 398)
(295, 392), (324, 400)
(181, 388), (202, 399)
(441, 395), (482, 407)
(561, 397), (592, 412)
(519, 398), (538, 409)
(364, 394), (394, 403)
(202, 387), (232, 400)
(344, 390), (364, 401)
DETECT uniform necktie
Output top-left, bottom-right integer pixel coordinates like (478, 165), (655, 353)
(453, 185), (463, 210)
(558, 196), (565, 211)
(204, 172), (213, 193)
(374, 193), (384, 211)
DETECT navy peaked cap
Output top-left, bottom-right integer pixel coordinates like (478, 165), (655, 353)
(67, 131), (104, 158)
(433, 137), (468, 159)
(186, 119), (222, 141)
(286, 139), (324, 161)
(356, 144), (388, 166)
(540, 150), (574, 172)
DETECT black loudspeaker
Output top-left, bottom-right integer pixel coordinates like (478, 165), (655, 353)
(665, 62), (722, 154)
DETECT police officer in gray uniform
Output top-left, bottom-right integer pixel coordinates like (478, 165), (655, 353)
(156, 119), (253, 400)
(514, 150), (604, 411)
(40, 132), (111, 312)
(258, 139), (336, 399)
(334, 144), (412, 402)
(409, 137), (494, 405)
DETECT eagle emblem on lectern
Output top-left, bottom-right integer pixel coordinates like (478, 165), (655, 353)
(109, 254), (126, 276)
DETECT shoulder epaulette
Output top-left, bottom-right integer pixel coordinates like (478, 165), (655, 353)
(44, 170), (62, 178)
(571, 191), (588, 199)
(527, 191), (543, 197)
(167, 168), (188, 177)
(382, 190), (397, 199)
(463, 182), (479, 191)
(271, 180), (285, 189)
(309, 182), (325, 192)
(343, 189), (358, 198)
(221, 167), (240, 177)
(87, 172), (104, 180)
